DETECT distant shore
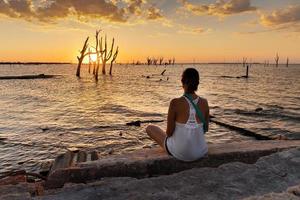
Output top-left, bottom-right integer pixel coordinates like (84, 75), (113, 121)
(0, 62), (71, 65)
(1, 62), (299, 65)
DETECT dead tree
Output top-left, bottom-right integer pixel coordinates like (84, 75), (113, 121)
(100, 36), (114, 75)
(159, 57), (164, 65)
(275, 53), (279, 67)
(94, 30), (101, 80)
(147, 57), (152, 65)
(76, 37), (89, 77)
(152, 58), (158, 65)
(286, 57), (289, 67)
(172, 57), (175, 65)
(242, 57), (247, 68)
(88, 48), (92, 74)
(109, 47), (119, 75)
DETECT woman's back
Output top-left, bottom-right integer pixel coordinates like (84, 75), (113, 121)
(166, 95), (208, 161)
(173, 95), (209, 125)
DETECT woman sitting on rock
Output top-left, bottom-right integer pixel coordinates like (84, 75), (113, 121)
(146, 68), (209, 162)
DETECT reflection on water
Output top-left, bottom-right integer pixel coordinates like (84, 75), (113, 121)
(0, 63), (299, 174)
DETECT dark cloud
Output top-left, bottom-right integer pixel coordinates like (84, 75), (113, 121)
(181, 0), (256, 17)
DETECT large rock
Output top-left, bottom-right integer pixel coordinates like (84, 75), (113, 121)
(45, 140), (300, 189)
(36, 147), (300, 200)
(244, 184), (300, 200)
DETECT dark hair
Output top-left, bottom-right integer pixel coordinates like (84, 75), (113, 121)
(181, 68), (199, 93)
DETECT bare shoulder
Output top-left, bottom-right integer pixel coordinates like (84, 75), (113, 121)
(170, 97), (181, 105)
(170, 97), (186, 107)
(199, 96), (209, 107)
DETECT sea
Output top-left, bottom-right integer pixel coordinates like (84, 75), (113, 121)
(0, 63), (299, 175)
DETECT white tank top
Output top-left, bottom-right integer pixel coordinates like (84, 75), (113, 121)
(166, 96), (208, 161)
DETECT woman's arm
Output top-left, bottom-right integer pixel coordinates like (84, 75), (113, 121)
(204, 99), (209, 132)
(166, 99), (176, 137)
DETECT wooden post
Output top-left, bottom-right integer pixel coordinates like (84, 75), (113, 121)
(246, 65), (249, 78)
(286, 57), (289, 67)
(172, 57), (175, 65)
(76, 37), (89, 77)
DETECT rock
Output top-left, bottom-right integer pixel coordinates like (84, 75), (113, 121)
(49, 151), (74, 175)
(244, 184), (300, 200)
(40, 160), (53, 176)
(39, 147), (300, 200)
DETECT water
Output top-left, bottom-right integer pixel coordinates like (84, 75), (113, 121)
(0, 63), (299, 175)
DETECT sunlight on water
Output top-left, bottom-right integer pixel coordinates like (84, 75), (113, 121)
(0, 63), (299, 174)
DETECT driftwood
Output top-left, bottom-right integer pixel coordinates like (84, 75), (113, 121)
(127, 116), (273, 140)
(126, 120), (164, 127)
(220, 75), (249, 79)
(0, 74), (56, 80)
(161, 69), (166, 76)
(209, 117), (272, 140)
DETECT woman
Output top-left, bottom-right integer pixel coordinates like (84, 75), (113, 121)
(146, 68), (209, 162)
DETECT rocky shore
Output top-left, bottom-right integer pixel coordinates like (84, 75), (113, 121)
(1, 140), (299, 200)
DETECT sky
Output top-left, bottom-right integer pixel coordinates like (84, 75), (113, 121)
(0, 0), (299, 63)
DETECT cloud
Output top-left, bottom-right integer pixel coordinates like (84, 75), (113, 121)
(0, 0), (34, 19)
(178, 24), (212, 35)
(126, 0), (144, 15)
(259, 4), (300, 31)
(0, 0), (165, 24)
(180, 0), (256, 17)
(147, 6), (163, 20)
(36, 0), (128, 23)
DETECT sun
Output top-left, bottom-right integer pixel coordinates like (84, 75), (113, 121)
(90, 54), (97, 62)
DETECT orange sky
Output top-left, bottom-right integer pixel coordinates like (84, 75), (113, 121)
(0, 0), (299, 63)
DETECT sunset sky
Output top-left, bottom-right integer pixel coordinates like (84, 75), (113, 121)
(0, 0), (299, 63)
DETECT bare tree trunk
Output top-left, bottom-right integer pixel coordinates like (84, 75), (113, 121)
(109, 47), (119, 76)
(76, 37), (89, 77)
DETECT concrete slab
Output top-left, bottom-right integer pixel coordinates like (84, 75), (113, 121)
(37, 147), (300, 200)
(45, 140), (300, 189)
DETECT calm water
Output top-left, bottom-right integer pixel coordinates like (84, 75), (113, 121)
(0, 63), (299, 175)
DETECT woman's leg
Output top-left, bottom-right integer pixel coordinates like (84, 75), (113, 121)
(146, 124), (167, 148)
